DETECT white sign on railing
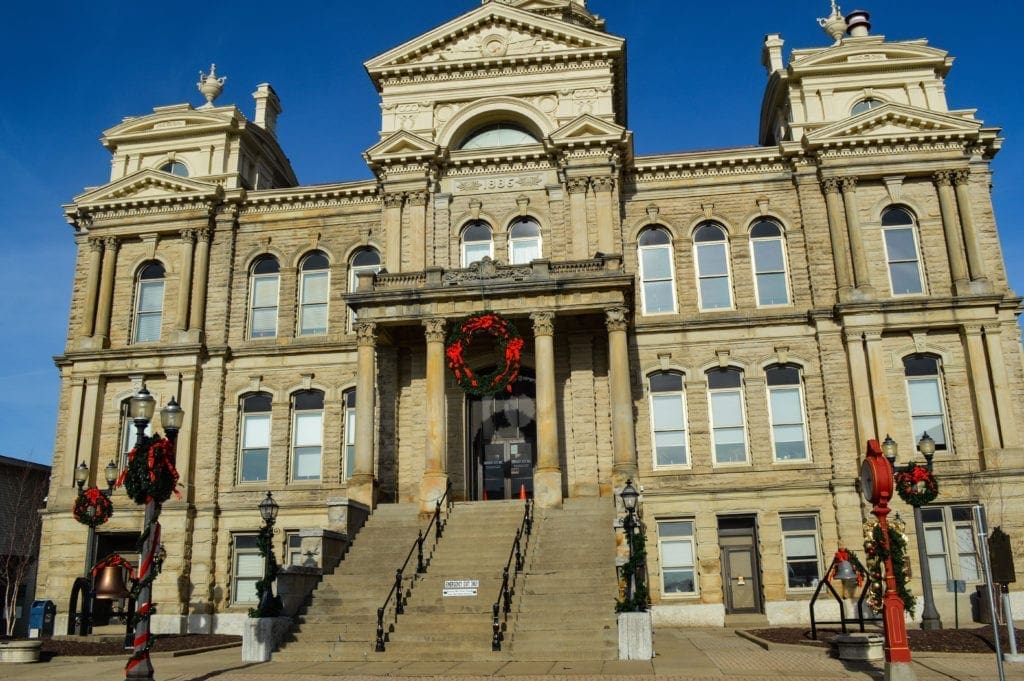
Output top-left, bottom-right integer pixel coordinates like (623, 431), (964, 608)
(443, 579), (479, 597)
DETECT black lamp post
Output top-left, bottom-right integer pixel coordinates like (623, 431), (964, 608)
(257, 491), (280, 616)
(882, 432), (942, 630)
(620, 480), (640, 604)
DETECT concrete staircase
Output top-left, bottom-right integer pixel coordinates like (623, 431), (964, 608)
(275, 496), (619, 662)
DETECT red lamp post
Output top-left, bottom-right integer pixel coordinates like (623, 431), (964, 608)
(859, 439), (915, 680)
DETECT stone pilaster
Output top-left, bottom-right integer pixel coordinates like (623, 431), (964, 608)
(606, 306), (638, 486)
(934, 170), (970, 292)
(93, 237), (120, 346)
(839, 177), (872, 297)
(821, 179), (854, 299)
(844, 330), (875, 449)
(350, 321), (378, 508)
(531, 311), (562, 508)
(566, 177), (590, 259)
(952, 169), (990, 289)
(175, 229), (196, 333)
(592, 176), (616, 255)
(79, 238), (103, 340)
(863, 330), (891, 439)
(419, 317), (449, 512)
(383, 192), (404, 272)
(961, 324), (1000, 453)
(983, 325), (1019, 448)
(406, 191), (427, 272)
(189, 227), (213, 336)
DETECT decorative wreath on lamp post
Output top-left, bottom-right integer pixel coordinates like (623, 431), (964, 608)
(445, 311), (524, 397)
(894, 463), (939, 506)
(72, 487), (114, 527)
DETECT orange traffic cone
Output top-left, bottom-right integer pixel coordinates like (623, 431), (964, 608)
(519, 483), (527, 500)
(483, 489), (489, 501)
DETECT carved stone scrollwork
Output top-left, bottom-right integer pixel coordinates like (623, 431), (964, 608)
(197, 227), (213, 243)
(566, 178), (590, 195)
(821, 177), (841, 194)
(88, 238), (104, 253)
(604, 305), (629, 333)
(383, 193), (404, 209)
(839, 176), (857, 193)
(354, 321), (377, 346)
(933, 170), (953, 187)
(406, 191), (428, 207)
(102, 236), (120, 252)
(952, 168), (971, 186)
(423, 318), (446, 343)
(441, 257), (533, 285)
(531, 311), (554, 337)
(591, 177), (615, 193)
(180, 229), (197, 245)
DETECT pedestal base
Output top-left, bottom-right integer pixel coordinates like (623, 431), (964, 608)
(833, 633), (883, 661)
(884, 660), (918, 681)
(533, 468), (563, 508)
(347, 474), (377, 510)
(617, 611), (653, 660)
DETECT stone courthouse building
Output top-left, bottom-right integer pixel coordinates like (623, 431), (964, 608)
(38, 0), (1024, 635)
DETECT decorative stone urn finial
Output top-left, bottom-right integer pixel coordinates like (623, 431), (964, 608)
(197, 64), (226, 108)
(817, 1), (847, 44)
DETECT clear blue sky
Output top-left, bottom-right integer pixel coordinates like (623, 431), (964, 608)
(1, 1), (1021, 465)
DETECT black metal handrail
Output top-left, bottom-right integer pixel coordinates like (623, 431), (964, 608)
(492, 497), (534, 651)
(375, 480), (453, 652)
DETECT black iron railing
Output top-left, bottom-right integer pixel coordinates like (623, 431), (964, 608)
(375, 480), (453, 652)
(491, 497), (534, 651)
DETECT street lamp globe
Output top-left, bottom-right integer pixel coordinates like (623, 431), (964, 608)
(130, 386), (157, 423)
(881, 434), (898, 469)
(160, 397), (184, 434)
(259, 491), (279, 524)
(75, 461), (89, 490)
(104, 460), (119, 489)
(917, 432), (936, 466)
(620, 479), (639, 513)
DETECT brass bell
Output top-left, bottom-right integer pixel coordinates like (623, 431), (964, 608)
(93, 565), (130, 600)
(834, 559), (857, 582)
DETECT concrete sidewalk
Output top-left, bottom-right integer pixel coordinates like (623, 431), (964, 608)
(3, 628), (1022, 680)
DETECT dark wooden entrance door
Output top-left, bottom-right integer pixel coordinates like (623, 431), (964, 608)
(468, 373), (536, 500)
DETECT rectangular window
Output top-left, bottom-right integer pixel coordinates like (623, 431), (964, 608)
(782, 515), (821, 589)
(232, 534), (263, 604)
(709, 390), (746, 464)
(696, 242), (732, 310)
(766, 370), (808, 462)
(250, 275), (280, 338)
(292, 410), (323, 481)
(134, 280), (164, 342)
(648, 373), (688, 467)
(640, 247), (676, 313)
(921, 505), (980, 584)
(511, 239), (540, 265)
(657, 520), (696, 595)
(240, 413), (270, 482)
(343, 390), (356, 479)
(752, 239), (789, 306)
(299, 271), (329, 335)
(884, 227), (924, 295)
(286, 532), (304, 566)
(907, 377), (947, 449)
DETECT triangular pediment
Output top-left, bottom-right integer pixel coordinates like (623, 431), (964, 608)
(364, 131), (439, 159)
(103, 106), (243, 144)
(73, 169), (222, 206)
(549, 114), (627, 143)
(806, 103), (981, 145)
(791, 38), (949, 73)
(365, 3), (621, 72)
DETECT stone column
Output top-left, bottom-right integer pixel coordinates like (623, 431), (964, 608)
(839, 177), (872, 295)
(189, 227), (213, 333)
(175, 229), (196, 332)
(961, 324), (1000, 452)
(419, 318), (449, 512)
(94, 236), (120, 344)
(592, 177), (616, 255)
(174, 372), (197, 501)
(79, 238), (104, 339)
(567, 177), (590, 260)
(934, 171), (970, 291)
(531, 311), (562, 508)
(606, 306), (638, 486)
(844, 331), (876, 449)
(863, 331), (891, 439)
(983, 325), (1019, 448)
(821, 179), (854, 298)
(382, 193), (403, 272)
(350, 322), (378, 509)
(63, 377), (87, 489)
(406, 191), (427, 272)
(952, 169), (988, 285)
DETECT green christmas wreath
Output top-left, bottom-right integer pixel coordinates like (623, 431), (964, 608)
(446, 311), (524, 397)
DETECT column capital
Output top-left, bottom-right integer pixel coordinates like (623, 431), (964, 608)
(406, 191), (428, 207)
(383, 192), (404, 209)
(604, 306), (630, 332)
(952, 168), (971, 186)
(843, 330), (864, 344)
(530, 311), (555, 336)
(960, 323), (985, 337)
(591, 176), (616, 193)
(88, 237), (104, 253)
(821, 177), (842, 194)
(566, 177), (590, 195)
(862, 329), (883, 342)
(102, 236), (120, 251)
(839, 176), (858, 192)
(422, 317), (446, 343)
(197, 226), (213, 243)
(180, 228), (197, 245)
(981, 323), (1003, 337)
(933, 170), (954, 187)
(354, 321), (377, 346)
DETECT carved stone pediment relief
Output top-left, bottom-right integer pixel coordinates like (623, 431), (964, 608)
(441, 257), (534, 285)
(413, 25), (566, 64)
(73, 169), (222, 207)
(805, 103), (981, 146)
(790, 40), (949, 72)
(103, 107), (243, 142)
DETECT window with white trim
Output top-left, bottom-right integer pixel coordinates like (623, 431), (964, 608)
(459, 123), (539, 150)
(657, 519), (697, 595)
(249, 256), (280, 338)
(648, 371), (688, 467)
(291, 390), (323, 481)
(119, 397), (154, 471)
(882, 207), (924, 295)
(231, 534), (263, 603)
(343, 389), (356, 479)
(348, 248), (381, 327)
(133, 262), (165, 343)
(508, 217), (542, 264)
(298, 251), (329, 336)
(286, 532), (304, 566)
(159, 161), (188, 177)
(766, 364), (809, 461)
(707, 367), (747, 464)
(903, 355), (948, 451)
(920, 505), (979, 584)
(781, 514), (822, 589)
(637, 227), (676, 314)
(461, 221), (493, 266)
(239, 393), (272, 483)
(749, 220), (790, 306)
(851, 98), (883, 115)
(693, 222), (733, 310)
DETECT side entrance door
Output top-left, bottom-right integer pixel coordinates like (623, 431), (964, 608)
(468, 373), (536, 500)
(718, 515), (763, 614)
(481, 442), (534, 500)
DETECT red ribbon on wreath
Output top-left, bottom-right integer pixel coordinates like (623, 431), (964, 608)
(92, 553), (135, 579)
(894, 462), (939, 506)
(72, 487), (114, 527)
(446, 311), (523, 397)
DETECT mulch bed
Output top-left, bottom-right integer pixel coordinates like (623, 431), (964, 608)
(748, 626), (1024, 654)
(39, 634), (240, 658)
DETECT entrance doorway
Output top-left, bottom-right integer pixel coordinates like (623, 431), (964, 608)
(467, 372), (536, 500)
(718, 515), (763, 614)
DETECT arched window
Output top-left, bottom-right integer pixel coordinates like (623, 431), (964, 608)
(343, 389), (356, 479)
(249, 256), (280, 338)
(508, 217), (542, 264)
(706, 367), (747, 464)
(291, 390), (324, 481)
(239, 393), (272, 482)
(298, 251), (330, 336)
(765, 364), (808, 461)
(461, 221), (493, 267)
(648, 371), (689, 467)
(903, 355), (948, 450)
(881, 207), (924, 295)
(348, 248), (381, 327)
(133, 261), (165, 343)
(693, 223), (733, 310)
(459, 123), (540, 150)
(159, 161), (188, 177)
(851, 98), (883, 115)
(749, 220), (790, 306)
(638, 227), (676, 314)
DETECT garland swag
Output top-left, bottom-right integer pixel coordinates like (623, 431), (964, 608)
(615, 525), (650, 613)
(117, 437), (181, 505)
(72, 487), (114, 527)
(863, 518), (916, 616)
(445, 311), (524, 397)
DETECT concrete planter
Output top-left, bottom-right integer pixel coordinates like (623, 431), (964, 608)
(617, 611), (653, 660)
(0, 639), (43, 663)
(241, 616), (291, 662)
(833, 633), (884, 661)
